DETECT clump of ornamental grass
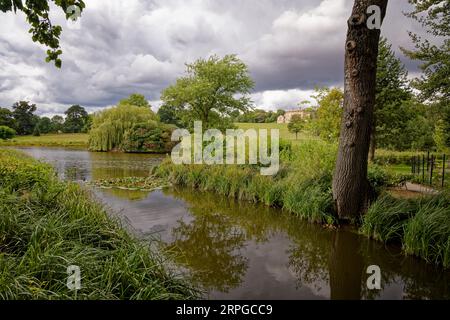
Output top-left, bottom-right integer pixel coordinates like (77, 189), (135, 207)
(361, 191), (450, 268)
(360, 195), (416, 242)
(403, 193), (450, 268)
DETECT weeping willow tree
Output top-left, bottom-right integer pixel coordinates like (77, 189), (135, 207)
(89, 104), (157, 151)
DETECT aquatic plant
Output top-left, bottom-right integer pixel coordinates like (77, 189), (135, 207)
(88, 176), (171, 191)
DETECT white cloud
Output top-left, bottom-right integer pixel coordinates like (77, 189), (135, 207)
(252, 89), (317, 111)
(0, 0), (426, 115)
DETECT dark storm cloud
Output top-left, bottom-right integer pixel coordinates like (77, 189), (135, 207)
(0, 0), (427, 114)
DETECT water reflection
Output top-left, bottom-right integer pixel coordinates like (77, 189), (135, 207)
(16, 147), (164, 181)
(169, 213), (248, 292)
(164, 187), (450, 300)
(329, 231), (364, 299)
(16, 147), (450, 300)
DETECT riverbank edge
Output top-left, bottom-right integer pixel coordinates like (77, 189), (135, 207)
(153, 159), (449, 269)
(0, 148), (198, 299)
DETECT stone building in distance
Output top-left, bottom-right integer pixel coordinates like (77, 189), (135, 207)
(277, 109), (312, 124)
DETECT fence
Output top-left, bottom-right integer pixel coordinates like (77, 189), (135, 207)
(411, 152), (448, 188)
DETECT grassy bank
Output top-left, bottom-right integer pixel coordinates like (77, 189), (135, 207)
(0, 133), (89, 148)
(361, 192), (450, 268)
(153, 136), (449, 267)
(155, 139), (338, 225)
(154, 140), (411, 225)
(0, 149), (196, 299)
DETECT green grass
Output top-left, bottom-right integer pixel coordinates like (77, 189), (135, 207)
(0, 133), (89, 148)
(0, 148), (197, 299)
(361, 192), (450, 268)
(236, 123), (320, 145)
(154, 139), (338, 225)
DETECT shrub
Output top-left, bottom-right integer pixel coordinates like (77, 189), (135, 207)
(368, 164), (412, 193)
(121, 122), (177, 153)
(32, 124), (41, 136)
(0, 126), (16, 140)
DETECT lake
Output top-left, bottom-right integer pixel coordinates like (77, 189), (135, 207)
(16, 147), (450, 300)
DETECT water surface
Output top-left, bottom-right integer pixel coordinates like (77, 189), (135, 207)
(17, 147), (450, 300)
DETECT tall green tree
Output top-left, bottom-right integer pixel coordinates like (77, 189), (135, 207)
(0, 107), (15, 129)
(119, 94), (152, 109)
(312, 87), (344, 142)
(370, 37), (411, 159)
(157, 104), (182, 127)
(38, 116), (52, 134)
(64, 105), (88, 133)
(33, 122), (41, 136)
(433, 119), (450, 152)
(12, 101), (37, 135)
(161, 55), (254, 130)
(402, 0), (450, 152)
(0, 0), (85, 67)
(288, 114), (306, 140)
(402, 0), (449, 105)
(50, 115), (64, 132)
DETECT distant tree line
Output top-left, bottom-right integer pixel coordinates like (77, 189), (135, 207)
(233, 109), (286, 123)
(0, 102), (91, 138)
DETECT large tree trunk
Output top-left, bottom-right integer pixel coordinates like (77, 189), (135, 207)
(332, 0), (388, 220)
(369, 118), (376, 162)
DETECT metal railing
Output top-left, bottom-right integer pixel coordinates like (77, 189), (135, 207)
(411, 152), (448, 188)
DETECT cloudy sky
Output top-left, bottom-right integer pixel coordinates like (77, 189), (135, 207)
(0, 0), (426, 117)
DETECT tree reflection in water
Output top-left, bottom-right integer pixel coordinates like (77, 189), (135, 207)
(168, 214), (248, 292)
(162, 186), (450, 299)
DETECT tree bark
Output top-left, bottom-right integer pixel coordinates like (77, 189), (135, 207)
(332, 0), (388, 220)
(369, 118), (376, 162)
